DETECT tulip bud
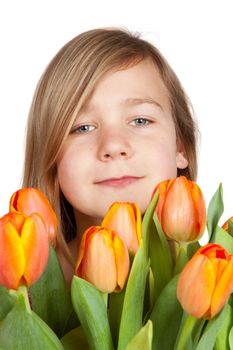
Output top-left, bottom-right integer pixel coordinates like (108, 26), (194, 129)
(75, 226), (130, 293)
(177, 243), (233, 319)
(102, 202), (142, 255)
(155, 176), (206, 243)
(0, 212), (49, 290)
(9, 188), (57, 246)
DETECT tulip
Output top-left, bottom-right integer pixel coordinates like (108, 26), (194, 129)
(222, 216), (233, 231)
(0, 212), (49, 290)
(177, 243), (233, 319)
(75, 226), (130, 293)
(102, 202), (142, 255)
(9, 188), (57, 246)
(154, 176), (206, 243)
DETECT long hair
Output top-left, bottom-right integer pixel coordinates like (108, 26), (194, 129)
(23, 27), (198, 247)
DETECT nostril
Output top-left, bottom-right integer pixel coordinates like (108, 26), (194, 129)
(104, 153), (110, 158)
(120, 152), (127, 157)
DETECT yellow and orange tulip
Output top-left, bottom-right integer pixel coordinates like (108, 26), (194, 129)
(102, 202), (142, 255)
(75, 226), (130, 293)
(155, 176), (206, 243)
(177, 243), (233, 319)
(0, 212), (49, 290)
(10, 188), (57, 246)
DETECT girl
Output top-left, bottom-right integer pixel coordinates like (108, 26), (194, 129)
(23, 27), (197, 284)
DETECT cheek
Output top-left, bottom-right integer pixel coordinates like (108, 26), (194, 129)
(142, 132), (178, 173)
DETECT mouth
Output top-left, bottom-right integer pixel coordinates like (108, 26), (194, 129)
(94, 176), (144, 188)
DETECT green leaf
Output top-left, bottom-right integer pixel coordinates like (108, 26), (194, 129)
(229, 325), (233, 349)
(108, 289), (125, 345)
(71, 276), (114, 350)
(196, 303), (227, 350)
(117, 192), (158, 350)
(207, 183), (224, 239)
(125, 320), (153, 350)
(30, 245), (79, 337)
(148, 213), (173, 302)
(210, 225), (233, 253)
(187, 241), (201, 259)
(0, 294), (63, 349)
(0, 286), (17, 320)
(61, 326), (89, 350)
(214, 304), (233, 350)
(150, 275), (183, 350)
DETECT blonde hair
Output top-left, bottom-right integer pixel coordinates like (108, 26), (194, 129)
(23, 27), (198, 245)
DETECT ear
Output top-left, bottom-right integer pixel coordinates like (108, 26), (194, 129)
(176, 139), (189, 169)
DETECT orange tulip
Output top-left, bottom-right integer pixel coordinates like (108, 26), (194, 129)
(9, 188), (57, 246)
(155, 176), (206, 242)
(222, 217), (233, 231)
(75, 226), (130, 293)
(102, 202), (142, 255)
(0, 212), (49, 290)
(177, 243), (233, 319)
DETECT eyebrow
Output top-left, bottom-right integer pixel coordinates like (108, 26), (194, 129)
(121, 97), (163, 110)
(81, 97), (163, 113)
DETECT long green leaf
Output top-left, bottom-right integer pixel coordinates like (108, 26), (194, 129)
(207, 183), (224, 239)
(214, 304), (232, 350)
(71, 276), (114, 350)
(117, 193), (158, 350)
(126, 320), (153, 350)
(0, 286), (17, 320)
(0, 294), (63, 349)
(150, 275), (183, 350)
(196, 303), (227, 350)
(30, 245), (79, 337)
(210, 225), (233, 253)
(61, 326), (89, 350)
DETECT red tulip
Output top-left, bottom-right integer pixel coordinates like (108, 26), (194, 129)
(75, 226), (130, 293)
(0, 212), (49, 290)
(102, 202), (142, 255)
(155, 176), (206, 242)
(177, 243), (233, 319)
(9, 188), (57, 246)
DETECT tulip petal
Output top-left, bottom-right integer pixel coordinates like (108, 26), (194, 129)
(113, 234), (130, 290)
(191, 183), (206, 237)
(81, 229), (117, 293)
(210, 256), (233, 318)
(177, 254), (216, 318)
(162, 177), (196, 241)
(10, 188), (58, 245)
(0, 219), (25, 289)
(21, 213), (49, 286)
(102, 203), (141, 255)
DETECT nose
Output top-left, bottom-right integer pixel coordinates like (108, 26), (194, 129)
(97, 128), (133, 161)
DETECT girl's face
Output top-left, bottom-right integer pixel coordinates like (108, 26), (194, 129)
(57, 58), (188, 230)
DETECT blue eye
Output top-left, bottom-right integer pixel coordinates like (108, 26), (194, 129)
(131, 117), (151, 126)
(71, 124), (96, 134)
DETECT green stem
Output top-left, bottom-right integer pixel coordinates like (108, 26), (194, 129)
(17, 285), (32, 314)
(102, 292), (109, 307)
(174, 314), (197, 350)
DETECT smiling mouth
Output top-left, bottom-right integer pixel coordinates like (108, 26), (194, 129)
(94, 176), (144, 188)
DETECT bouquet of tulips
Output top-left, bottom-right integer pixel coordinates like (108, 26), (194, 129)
(1, 176), (233, 349)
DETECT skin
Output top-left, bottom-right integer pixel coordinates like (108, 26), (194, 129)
(56, 58), (188, 275)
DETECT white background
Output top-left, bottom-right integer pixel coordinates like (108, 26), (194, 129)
(0, 1), (233, 237)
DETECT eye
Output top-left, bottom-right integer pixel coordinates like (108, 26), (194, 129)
(130, 117), (152, 127)
(70, 124), (96, 134)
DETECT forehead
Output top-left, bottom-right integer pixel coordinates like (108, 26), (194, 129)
(81, 58), (171, 113)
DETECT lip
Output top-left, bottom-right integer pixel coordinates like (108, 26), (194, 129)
(94, 176), (144, 188)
